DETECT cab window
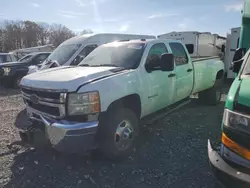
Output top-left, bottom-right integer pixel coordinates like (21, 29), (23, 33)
(6, 55), (12, 62)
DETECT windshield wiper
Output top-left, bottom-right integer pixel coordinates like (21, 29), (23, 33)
(92, 64), (120, 67)
(79, 64), (90, 67)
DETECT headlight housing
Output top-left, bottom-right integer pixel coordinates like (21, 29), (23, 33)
(223, 109), (250, 134)
(3, 67), (11, 75)
(67, 91), (100, 115)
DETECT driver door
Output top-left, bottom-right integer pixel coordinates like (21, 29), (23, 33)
(144, 43), (176, 114)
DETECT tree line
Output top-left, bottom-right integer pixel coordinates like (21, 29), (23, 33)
(0, 20), (93, 52)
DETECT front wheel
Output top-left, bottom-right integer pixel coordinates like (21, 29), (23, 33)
(98, 108), (139, 160)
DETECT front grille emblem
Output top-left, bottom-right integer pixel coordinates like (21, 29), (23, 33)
(30, 94), (39, 104)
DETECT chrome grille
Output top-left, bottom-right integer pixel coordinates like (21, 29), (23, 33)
(21, 86), (67, 119)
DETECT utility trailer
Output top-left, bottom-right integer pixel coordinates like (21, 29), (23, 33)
(157, 31), (226, 58)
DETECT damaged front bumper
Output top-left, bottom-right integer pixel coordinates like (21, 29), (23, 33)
(21, 107), (99, 153)
(208, 139), (250, 188)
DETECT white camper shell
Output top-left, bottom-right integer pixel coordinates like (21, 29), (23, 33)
(39, 33), (156, 71)
(157, 31), (226, 58)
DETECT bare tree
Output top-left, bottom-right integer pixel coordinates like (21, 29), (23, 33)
(0, 20), (85, 52)
(49, 24), (75, 47)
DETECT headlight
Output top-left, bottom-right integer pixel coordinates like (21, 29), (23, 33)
(3, 67), (11, 75)
(68, 91), (100, 115)
(223, 109), (250, 133)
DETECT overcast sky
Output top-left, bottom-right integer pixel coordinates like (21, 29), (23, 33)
(0, 0), (244, 36)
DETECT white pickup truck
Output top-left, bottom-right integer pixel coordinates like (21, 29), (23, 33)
(19, 39), (225, 159)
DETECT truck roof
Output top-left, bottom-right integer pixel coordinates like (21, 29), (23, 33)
(106, 38), (183, 45)
(61, 33), (156, 45)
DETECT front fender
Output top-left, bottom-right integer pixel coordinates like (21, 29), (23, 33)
(77, 71), (142, 112)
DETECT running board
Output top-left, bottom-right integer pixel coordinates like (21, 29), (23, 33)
(141, 98), (191, 125)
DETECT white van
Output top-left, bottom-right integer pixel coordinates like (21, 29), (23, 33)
(157, 31), (226, 58)
(37, 33), (156, 71)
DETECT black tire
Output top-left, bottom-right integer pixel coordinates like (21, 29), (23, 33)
(198, 79), (223, 105)
(98, 108), (139, 160)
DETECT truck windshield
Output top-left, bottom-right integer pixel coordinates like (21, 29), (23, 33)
(46, 44), (81, 65)
(79, 42), (146, 69)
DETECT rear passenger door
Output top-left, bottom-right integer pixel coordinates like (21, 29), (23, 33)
(169, 42), (194, 102)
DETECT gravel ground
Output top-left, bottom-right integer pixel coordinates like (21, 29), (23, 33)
(0, 84), (231, 188)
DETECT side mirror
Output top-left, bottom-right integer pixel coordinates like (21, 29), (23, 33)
(160, 53), (174, 71)
(72, 58), (80, 66)
(79, 56), (84, 62)
(145, 54), (161, 72)
(231, 59), (244, 73)
(233, 48), (246, 62)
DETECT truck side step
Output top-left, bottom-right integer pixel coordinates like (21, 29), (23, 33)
(141, 98), (191, 125)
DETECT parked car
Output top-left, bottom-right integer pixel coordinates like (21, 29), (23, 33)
(19, 39), (224, 159)
(0, 53), (17, 63)
(0, 52), (51, 88)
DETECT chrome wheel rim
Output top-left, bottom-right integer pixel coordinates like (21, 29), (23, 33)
(114, 120), (134, 150)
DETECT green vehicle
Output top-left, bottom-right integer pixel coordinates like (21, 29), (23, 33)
(208, 0), (250, 187)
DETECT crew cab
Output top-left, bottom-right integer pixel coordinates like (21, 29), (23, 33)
(19, 39), (224, 159)
(0, 52), (50, 88)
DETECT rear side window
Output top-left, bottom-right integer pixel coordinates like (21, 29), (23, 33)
(6, 55), (12, 62)
(10, 54), (17, 61)
(169, 42), (188, 65)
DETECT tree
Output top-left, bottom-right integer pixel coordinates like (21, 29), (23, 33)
(49, 24), (75, 47)
(0, 19), (88, 52)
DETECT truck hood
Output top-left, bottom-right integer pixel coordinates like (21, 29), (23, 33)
(237, 78), (250, 107)
(20, 66), (127, 92)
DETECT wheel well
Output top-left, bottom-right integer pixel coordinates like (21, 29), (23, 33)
(216, 70), (224, 79)
(107, 94), (141, 119)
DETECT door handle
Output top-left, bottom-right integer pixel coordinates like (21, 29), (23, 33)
(168, 73), (176, 77)
(187, 68), (193, 72)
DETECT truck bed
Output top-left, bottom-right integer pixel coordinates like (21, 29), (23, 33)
(192, 56), (220, 62)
